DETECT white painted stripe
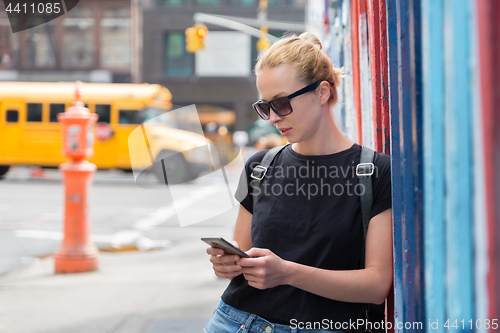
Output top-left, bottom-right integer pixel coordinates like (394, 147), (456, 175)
(14, 185), (220, 248)
(471, 1), (489, 328)
(132, 185), (220, 230)
(39, 213), (62, 221)
(358, 14), (374, 148)
(14, 230), (63, 240)
(132, 205), (177, 231)
(14, 230), (114, 243)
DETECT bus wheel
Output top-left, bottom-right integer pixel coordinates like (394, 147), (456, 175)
(0, 165), (10, 178)
(153, 151), (189, 185)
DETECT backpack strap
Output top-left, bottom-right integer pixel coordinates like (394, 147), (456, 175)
(358, 146), (388, 332)
(250, 144), (289, 212)
(357, 145), (375, 267)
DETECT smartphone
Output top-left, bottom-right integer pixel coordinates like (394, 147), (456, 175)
(201, 237), (250, 258)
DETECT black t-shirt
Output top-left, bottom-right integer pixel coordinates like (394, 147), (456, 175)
(222, 143), (392, 331)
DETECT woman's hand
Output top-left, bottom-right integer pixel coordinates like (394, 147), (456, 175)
(207, 240), (243, 280)
(238, 248), (290, 290)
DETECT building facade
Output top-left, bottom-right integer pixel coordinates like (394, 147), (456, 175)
(0, 0), (305, 132)
(0, 0), (133, 83)
(141, 0), (305, 131)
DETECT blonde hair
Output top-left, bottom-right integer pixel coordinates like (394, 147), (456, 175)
(255, 32), (342, 108)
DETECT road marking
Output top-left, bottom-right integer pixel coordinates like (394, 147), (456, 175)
(14, 230), (62, 240)
(14, 185), (221, 249)
(14, 230), (113, 243)
(133, 185), (220, 230)
(39, 213), (62, 221)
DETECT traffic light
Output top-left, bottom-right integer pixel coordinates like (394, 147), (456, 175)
(257, 35), (271, 52)
(257, 26), (271, 52)
(185, 24), (208, 53)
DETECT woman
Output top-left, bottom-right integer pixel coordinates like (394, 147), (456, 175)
(205, 32), (393, 333)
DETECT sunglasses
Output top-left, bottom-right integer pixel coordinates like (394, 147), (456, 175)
(252, 80), (323, 120)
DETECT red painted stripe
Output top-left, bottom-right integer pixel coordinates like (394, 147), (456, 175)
(366, 1), (393, 330)
(351, 0), (363, 145)
(375, 0), (393, 329)
(378, 0), (391, 155)
(476, 0), (499, 323)
(367, 0), (383, 152)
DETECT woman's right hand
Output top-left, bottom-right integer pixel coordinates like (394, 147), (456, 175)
(207, 240), (243, 279)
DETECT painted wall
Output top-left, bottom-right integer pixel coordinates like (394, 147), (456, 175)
(326, 0), (499, 331)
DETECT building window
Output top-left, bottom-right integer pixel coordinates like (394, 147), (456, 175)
(268, 0), (303, 5)
(250, 36), (258, 70)
(164, 32), (194, 77)
(24, 23), (57, 67)
(226, 0), (255, 5)
(100, 7), (131, 68)
(27, 103), (43, 122)
(195, 0), (221, 6)
(49, 104), (65, 122)
(0, 8), (19, 69)
(161, 0), (185, 6)
(62, 7), (95, 68)
(1, 30), (19, 69)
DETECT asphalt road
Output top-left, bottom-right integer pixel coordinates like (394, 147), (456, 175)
(0, 164), (246, 333)
(0, 165), (240, 277)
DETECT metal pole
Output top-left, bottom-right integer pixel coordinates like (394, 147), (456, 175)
(257, 0), (271, 51)
(131, 0), (142, 83)
(193, 12), (279, 42)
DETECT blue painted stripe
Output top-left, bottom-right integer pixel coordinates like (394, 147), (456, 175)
(421, 0), (446, 330)
(410, 0), (426, 325)
(443, 0), (474, 328)
(386, 0), (404, 329)
(398, 0), (418, 328)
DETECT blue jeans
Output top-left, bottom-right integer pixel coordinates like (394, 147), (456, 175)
(204, 299), (341, 333)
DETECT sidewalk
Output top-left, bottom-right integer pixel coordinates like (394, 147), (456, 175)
(0, 239), (228, 333)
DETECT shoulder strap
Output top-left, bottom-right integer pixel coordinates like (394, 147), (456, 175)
(357, 146), (380, 325)
(357, 146), (375, 268)
(250, 144), (289, 211)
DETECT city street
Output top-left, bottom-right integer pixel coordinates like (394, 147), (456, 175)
(0, 166), (240, 333)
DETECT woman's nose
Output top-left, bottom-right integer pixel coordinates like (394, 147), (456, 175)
(269, 109), (283, 124)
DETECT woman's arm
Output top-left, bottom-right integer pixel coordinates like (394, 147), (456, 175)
(206, 204), (253, 279)
(232, 204), (253, 251)
(239, 208), (393, 304)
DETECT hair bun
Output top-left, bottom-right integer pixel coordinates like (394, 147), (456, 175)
(298, 32), (322, 50)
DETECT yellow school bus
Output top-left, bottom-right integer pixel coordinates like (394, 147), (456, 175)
(0, 82), (211, 182)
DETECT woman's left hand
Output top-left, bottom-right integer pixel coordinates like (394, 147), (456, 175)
(238, 248), (290, 290)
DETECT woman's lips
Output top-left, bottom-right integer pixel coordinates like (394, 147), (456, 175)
(278, 127), (292, 136)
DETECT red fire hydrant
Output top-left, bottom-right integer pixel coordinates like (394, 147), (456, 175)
(54, 81), (99, 273)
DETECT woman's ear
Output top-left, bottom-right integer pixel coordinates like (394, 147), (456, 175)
(318, 81), (331, 105)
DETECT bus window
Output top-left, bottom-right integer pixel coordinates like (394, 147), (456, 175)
(6, 110), (19, 122)
(49, 104), (65, 122)
(27, 103), (42, 122)
(96, 104), (111, 123)
(119, 110), (141, 124)
(143, 107), (175, 126)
